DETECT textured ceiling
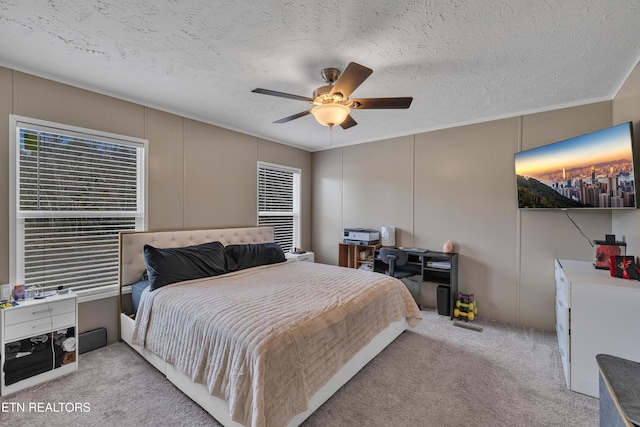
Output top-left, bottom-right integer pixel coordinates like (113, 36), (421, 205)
(1, 1), (640, 151)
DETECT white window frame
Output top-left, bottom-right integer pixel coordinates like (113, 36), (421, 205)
(9, 115), (148, 302)
(257, 161), (301, 252)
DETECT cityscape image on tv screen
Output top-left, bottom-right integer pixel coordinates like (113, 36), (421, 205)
(515, 122), (636, 209)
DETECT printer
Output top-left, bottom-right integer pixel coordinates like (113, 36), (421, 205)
(343, 228), (380, 245)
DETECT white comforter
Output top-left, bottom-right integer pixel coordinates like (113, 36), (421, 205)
(132, 260), (421, 427)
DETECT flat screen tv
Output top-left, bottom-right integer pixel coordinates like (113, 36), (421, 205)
(515, 122), (636, 209)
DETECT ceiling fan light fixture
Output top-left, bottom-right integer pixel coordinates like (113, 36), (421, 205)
(252, 62), (411, 129)
(311, 103), (350, 127)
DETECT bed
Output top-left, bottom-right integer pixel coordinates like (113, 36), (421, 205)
(118, 226), (421, 427)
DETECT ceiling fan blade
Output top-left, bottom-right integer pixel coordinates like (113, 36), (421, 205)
(350, 97), (413, 109)
(273, 109), (312, 124)
(252, 88), (313, 103)
(330, 62), (373, 98)
(340, 115), (358, 130)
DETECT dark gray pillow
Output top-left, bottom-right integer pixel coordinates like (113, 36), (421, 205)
(143, 241), (236, 291)
(224, 242), (285, 270)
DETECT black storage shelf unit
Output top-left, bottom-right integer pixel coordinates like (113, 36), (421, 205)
(373, 250), (458, 319)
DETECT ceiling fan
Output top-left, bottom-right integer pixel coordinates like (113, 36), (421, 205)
(251, 62), (413, 130)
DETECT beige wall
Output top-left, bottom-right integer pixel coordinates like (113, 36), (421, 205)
(0, 67), (312, 343)
(311, 101), (616, 330)
(344, 136), (415, 246)
(612, 62), (640, 254)
(311, 148), (343, 265)
(415, 118), (521, 324)
(0, 67), (11, 283)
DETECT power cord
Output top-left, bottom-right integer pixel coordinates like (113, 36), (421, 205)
(44, 295), (56, 371)
(563, 209), (594, 247)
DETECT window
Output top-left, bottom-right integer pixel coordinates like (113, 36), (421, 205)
(9, 115), (147, 297)
(257, 162), (301, 252)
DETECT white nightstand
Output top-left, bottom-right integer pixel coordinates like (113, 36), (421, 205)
(0, 291), (78, 396)
(285, 251), (315, 262)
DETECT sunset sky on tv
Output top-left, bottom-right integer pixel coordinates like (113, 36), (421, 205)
(515, 123), (633, 178)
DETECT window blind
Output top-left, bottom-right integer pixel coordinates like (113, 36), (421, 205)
(11, 118), (146, 294)
(257, 163), (300, 252)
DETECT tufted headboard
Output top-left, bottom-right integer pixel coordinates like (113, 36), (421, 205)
(119, 226), (274, 288)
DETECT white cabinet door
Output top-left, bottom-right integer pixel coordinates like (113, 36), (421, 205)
(570, 282), (640, 397)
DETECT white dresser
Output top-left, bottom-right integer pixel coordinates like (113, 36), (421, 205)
(555, 259), (640, 398)
(1, 291), (78, 396)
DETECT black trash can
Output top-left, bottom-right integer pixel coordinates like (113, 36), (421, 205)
(436, 285), (450, 316)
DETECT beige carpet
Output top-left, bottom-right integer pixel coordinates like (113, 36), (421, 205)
(0, 310), (598, 426)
